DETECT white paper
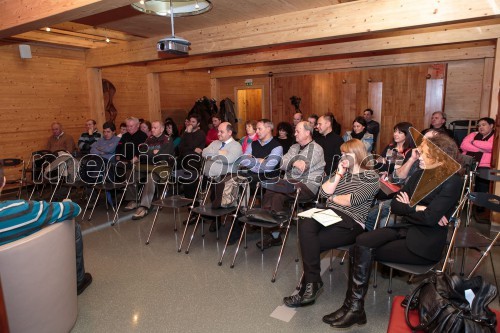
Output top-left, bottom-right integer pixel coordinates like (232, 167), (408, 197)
(270, 305), (296, 322)
(298, 208), (343, 227)
(465, 289), (475, 306)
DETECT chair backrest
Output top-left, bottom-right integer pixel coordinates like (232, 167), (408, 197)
(0, 220), (77, 333)
(477, 169), (500, 182)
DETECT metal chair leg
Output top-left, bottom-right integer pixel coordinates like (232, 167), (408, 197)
(145, 206), (162, 245)
(387, 267), (393, 294)
(88, 189), (102, 221)
(230, 225), (247, 268)
(81, 187), (95, 221)
(373, 262), (378, 288)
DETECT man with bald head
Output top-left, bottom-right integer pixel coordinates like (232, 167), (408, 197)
(47, 122), (76, 153)
(293, 112), (303, 128)
(202, 122), (242, 177)
(123, 120), (175, 220)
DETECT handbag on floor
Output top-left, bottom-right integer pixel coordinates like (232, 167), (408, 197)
(404, 272), (497, 332)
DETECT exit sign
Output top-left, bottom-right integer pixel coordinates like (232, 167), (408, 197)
(245, 79), (253, 86)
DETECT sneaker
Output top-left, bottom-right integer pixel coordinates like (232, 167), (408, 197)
(256, 235), (283, 250)
(122, 201), (137, 212)
(132, 207), (149, 220)
(77, 273), (93, 295)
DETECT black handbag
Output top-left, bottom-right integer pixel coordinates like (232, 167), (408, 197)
(404, 272), (497, 332)
(244, 208), (289, 225)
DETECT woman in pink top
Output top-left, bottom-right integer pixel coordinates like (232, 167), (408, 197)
(460, 117), (495, 195)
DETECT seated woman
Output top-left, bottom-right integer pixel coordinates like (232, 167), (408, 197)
(343, 116), (374, 153)
(274, 121), (295, 154)
(239, 120), (258, 153)
(324, 134), (462, 329)
(460, 117), (495, 195)
(375, 122), (414, 174)
(164, 118), (181, 151)
(283, 139), (379, 307)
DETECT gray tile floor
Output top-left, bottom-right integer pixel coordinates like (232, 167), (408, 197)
(67, 199), (500, 333)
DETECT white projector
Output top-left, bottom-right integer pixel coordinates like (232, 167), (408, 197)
(157, 36), (191, 55)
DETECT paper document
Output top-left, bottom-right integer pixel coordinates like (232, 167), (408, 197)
(298, 208), (342, 227)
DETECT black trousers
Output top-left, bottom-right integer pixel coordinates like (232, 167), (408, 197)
(356, 227), (436, 265)
(300, 210), (364, 283)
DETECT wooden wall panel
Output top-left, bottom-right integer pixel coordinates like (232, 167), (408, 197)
(272, 65), (430, 151)
(158, 70), (211, 127)
(444, 59), (485, 124)
(101, 66), (149, 127)
(0, 44), (88, 182)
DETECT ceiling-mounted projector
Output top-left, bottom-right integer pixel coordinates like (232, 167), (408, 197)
(157, 36), (190, 55)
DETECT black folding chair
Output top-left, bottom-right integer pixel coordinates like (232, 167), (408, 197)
(230, 180), (302, 282)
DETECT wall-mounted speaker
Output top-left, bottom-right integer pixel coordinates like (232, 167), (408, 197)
(19, 44), (32, 59)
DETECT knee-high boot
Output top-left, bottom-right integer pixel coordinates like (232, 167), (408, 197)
(322, 246), (355, 324)
(329, 245), (374, 329)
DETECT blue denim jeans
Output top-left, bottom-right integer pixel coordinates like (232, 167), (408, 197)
(75, 221), (85, 284)
(365, 200), (392, 231)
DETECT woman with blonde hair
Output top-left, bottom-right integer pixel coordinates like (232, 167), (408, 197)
(283, 139), (380, 308)
(325, 134), (462, 329)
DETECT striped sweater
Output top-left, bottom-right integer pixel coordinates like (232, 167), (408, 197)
(320, 170), (379, 227)
(0, 200), (81, 245)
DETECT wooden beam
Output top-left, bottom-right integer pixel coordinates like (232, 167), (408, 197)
(14, 30), (109, 49)
(210, 45), (495, 78)
(146, 24), (500, 73)
(490, 38), (500, 120)
(0, 0), (135, 38)
(86, 68), (106, 128)
(147, 73), (161, 122)
(86, 0), (500, 67)
(52, 22), (143, 42)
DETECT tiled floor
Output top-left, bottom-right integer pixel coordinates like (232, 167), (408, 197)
(65, 197), (500, 333)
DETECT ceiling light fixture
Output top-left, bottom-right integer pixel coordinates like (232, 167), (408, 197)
(45, 27), (51, 32)
(105, 37), (111, 43)
(131, 0), (212, 17)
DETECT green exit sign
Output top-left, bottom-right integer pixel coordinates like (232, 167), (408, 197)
(245, 79), (253, 86)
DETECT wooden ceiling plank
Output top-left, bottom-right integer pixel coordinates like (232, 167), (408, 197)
(0, 0), (136, 38)
(146, 24), (500, 73)
(52, 22), (143, 41)
(13, 30), (104, 48)
(86, 0), (500, 67)
(209, 45), (495, 78)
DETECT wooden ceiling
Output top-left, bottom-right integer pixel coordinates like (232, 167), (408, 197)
(3, 0), (356, 49)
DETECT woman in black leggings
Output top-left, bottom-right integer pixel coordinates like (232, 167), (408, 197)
(325, 134), (462, 329)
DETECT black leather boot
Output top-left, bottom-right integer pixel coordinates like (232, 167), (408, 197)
(283, 281), (323, 307)
(322, 246), (355, 324)
(330, 245), (373, 329)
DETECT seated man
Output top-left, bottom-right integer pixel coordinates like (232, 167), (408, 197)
(0, 166), (92, 295)
(115, 117), (148, 163)
(47, 122), (76, 154)
(259, 121), (325, 249)
(89, 122), (120, 162)
(202, 122), (242, 178)
(315, 114), (344, 175)
(114, 117), (148, 182)
(79, 122), (120, 184)
(122, 121), (175, 219)
(239, 119), (283, 190)
(78, 119), (101, 156)
(177, 113), (206, 199)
